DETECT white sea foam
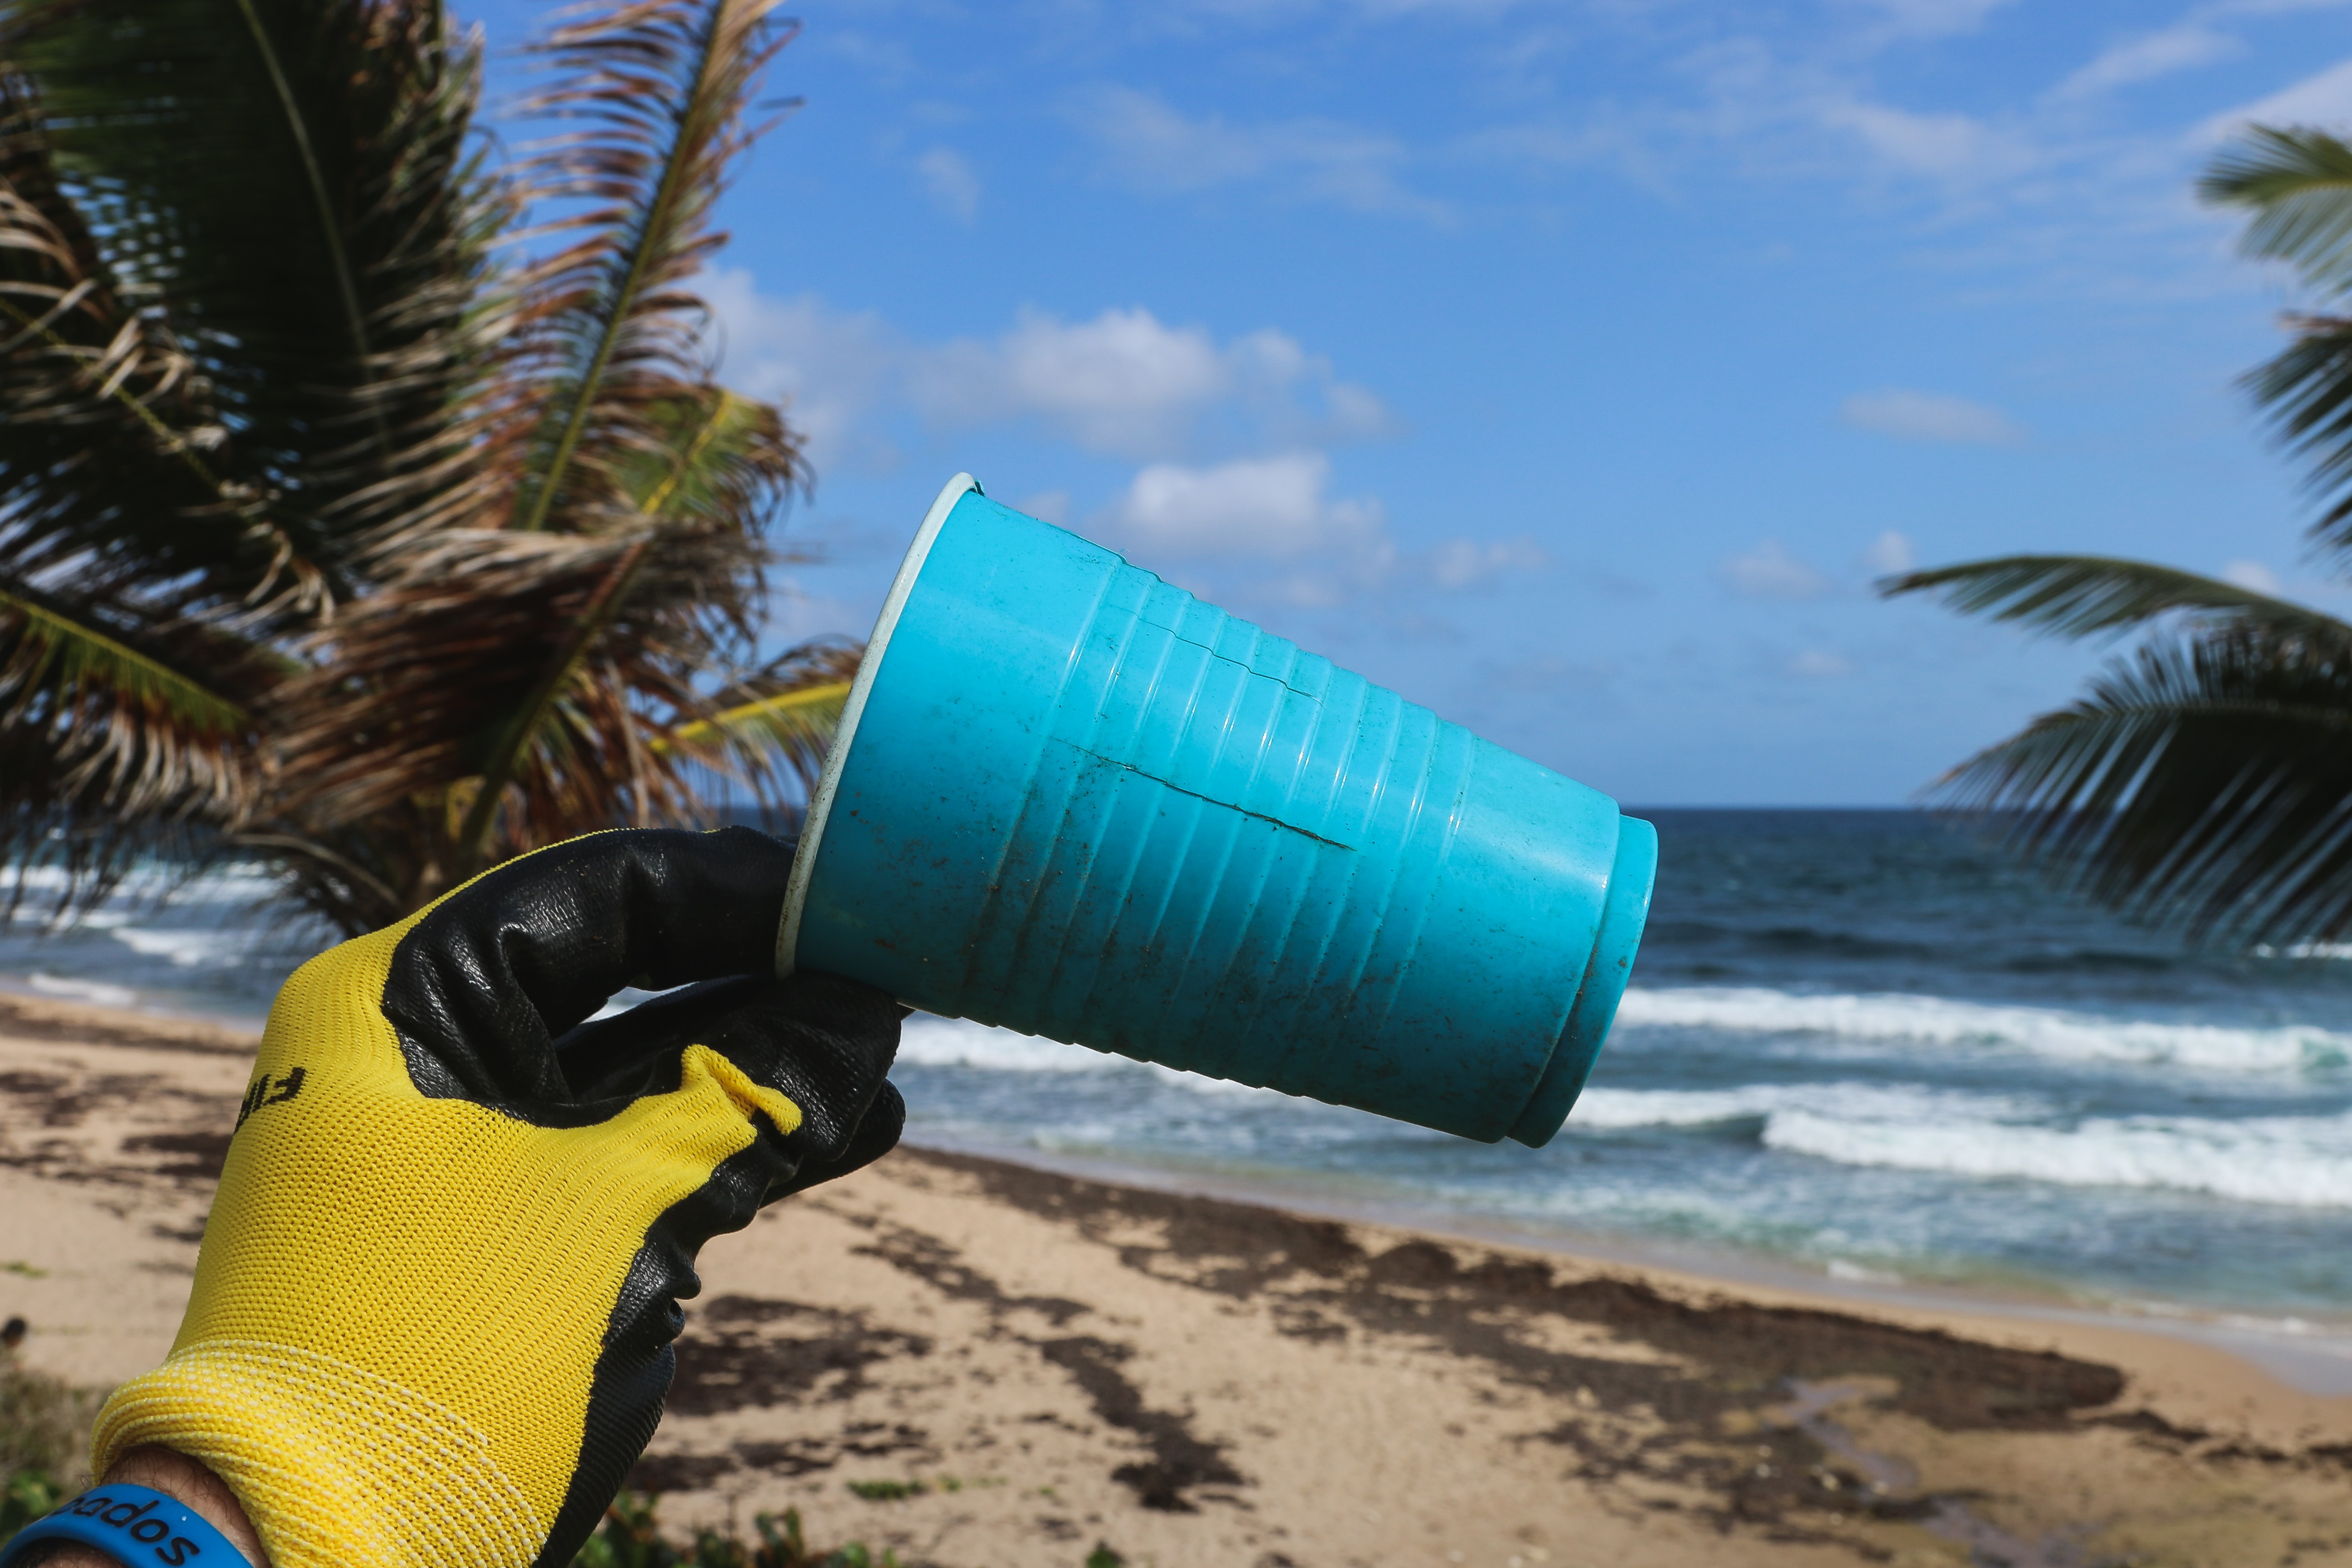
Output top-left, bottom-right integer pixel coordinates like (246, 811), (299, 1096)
(24, 972), (139, 1009)
(1614, 987), (2351, 1072)
(898, 1016), (1283, 1099)
(0, 860), (282, 904)
(1764, 1108), (2352, 1208)
(108, 927), (250, 968)
(1575, 1079), (2352, 1207)
(899, 1016), (1122, 1073)
(1571, 1082), (2047, 1129)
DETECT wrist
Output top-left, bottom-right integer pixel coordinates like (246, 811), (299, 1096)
(8, 1449), (269, 1568)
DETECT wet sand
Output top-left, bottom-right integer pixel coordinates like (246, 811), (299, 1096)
(5, 993), (2352, 1567)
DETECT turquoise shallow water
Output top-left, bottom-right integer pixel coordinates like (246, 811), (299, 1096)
(9, 810), (2352, 1321)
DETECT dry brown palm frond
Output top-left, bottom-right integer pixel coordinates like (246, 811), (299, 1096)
(500, 0), (802, 538)
(272, 516), (771, 889)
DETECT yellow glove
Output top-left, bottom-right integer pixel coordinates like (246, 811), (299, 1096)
(91, 829), (903, 1568)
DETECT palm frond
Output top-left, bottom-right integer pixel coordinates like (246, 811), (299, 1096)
(618, 384), (805, 526)
(0, 67), (262, 611)
(2198, 126), (2352, 552)
(1934, 626), (2352, 945)
(450, 530), (658, 854)
(656, 679), (848, 757)
(2200, 125), (2352, 295)
(506, 0), (800, 536)
(270, 521), (770, 899)
(656, 638), (858, 796)
(0, 0), (824, 937)
(0, 585), (269, 917)
(1, 0), (512, 615)
(1879, 554), (2352, 643)
(0, 586), (251, 736)
(2243, 312), (2352, 550)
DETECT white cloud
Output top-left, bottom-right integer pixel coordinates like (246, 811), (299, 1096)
(1862, 529), (1916, 575)
(2224, 557), (2285, 592)
(1841, 388), (2027, 445)
(704, 276), (1393, 468)
(912, 306), (1394, 461)
(2052, 24), (2243, 101)
(1074, 86), (1451, 223)
(915, 147), (982, 223)
(1817, 101), (2036, 182)
(1427, 536), (1551, 588)
(2198, 54), (2352, 140)
(1788, 648), (1856, 677)
(699, 272), (902, 472)
(1018, 490), (1071, 527)
(1721, 540), (1834, 600)
(915, 307), (1226, 457)
(1103, 452), (1388, 566)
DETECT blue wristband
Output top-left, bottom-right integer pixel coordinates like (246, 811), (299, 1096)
(0, 1485), (252, 1568)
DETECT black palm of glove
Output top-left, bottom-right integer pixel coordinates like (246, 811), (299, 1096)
(91, 828), (903, 1568)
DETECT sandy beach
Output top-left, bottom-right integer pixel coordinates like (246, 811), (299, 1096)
(6, 992), (2352, 1568)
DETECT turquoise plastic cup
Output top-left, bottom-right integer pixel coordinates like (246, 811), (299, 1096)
(776, 476), (1655, 1146)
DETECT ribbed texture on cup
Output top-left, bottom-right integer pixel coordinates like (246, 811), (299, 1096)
(954, 564), (1473, 1088)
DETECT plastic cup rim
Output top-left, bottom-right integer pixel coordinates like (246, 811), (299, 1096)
(774, 472), (980, 976)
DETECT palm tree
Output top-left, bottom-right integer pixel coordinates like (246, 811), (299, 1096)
(0, 0), (853, 937)
(1882, 127), (2352, 948)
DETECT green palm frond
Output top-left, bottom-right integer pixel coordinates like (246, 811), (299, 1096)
(620, 385), (806, 528)
(2200, 125), (2352, 294)
(0, 586), (268, 924)
(2244, 312), (2352, 548)
(656, 638), (861, 800)
(2192, 127), (2352, 292)
(2200, 126), (2352, 550)
(1880, 554), (2352, 643)
(0, 588), (251, 739)
(1933, 627), (2352, 945)
(657, 681), (849, 756)
(507, 0), (801, 537)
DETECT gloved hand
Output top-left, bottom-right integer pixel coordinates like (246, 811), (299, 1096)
(90, 828), (903, 1568)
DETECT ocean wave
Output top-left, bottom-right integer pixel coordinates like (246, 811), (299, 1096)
(107, 927), (255, 969)
(22, 972), (140, 1009)
(898, 1017), (1287, 1100)
(899, 1017), (1118, 1073)
(0, 861), (284, 904)
(1578, 1081), (2352, 1207)
(1764, 1108), (2352, 1209)
(1613, 987), (2351, 1072)
(1571, 1082), (2048, 1129)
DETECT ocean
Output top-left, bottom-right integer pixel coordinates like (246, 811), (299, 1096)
(9, 809), (2351, 1330)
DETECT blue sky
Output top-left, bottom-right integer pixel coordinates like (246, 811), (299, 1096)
(471, 0), (2352, 805)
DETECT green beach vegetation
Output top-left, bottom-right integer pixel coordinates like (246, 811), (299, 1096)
(1886, 125), (2352, 949)
(0, 0), (848, 937)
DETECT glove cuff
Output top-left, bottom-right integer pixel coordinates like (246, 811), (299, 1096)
(94, 1340), (543, 1568)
